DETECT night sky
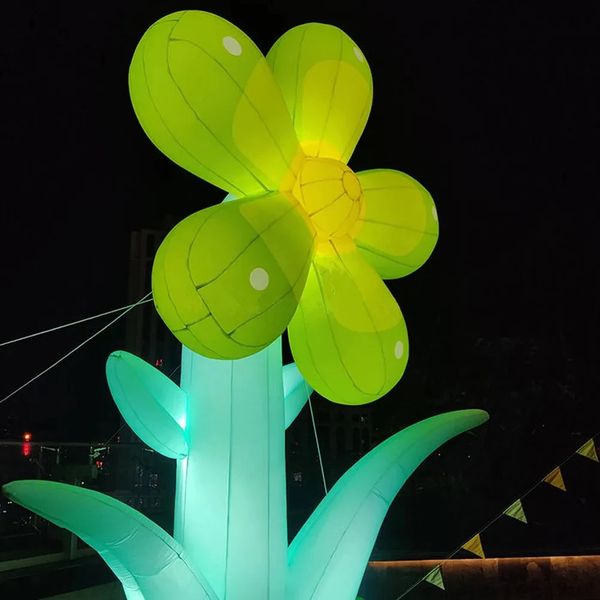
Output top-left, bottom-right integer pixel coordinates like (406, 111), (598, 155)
(2, 1), (599, 559)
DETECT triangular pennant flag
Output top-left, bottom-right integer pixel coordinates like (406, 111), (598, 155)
(503, 499), (528, 524)
(543, 467), (566, 491)
(462, 533), (485, 558)
(424, 565), (445, 591)
(577, 439), (599, 463)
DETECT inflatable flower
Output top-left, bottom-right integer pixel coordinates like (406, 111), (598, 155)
(130, 10), (439, 404)
(3, 15), (487, 600)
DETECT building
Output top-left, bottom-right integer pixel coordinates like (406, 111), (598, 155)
(126, 227), (180, 375)
(107, 228), (181, 533)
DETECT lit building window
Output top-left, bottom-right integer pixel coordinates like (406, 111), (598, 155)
(135, 465), (144, 487)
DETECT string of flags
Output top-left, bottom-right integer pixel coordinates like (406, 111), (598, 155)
(395, 435), (599, 597)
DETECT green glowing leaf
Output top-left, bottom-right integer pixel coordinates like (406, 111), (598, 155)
(106, 350), (187, 459)
(2, 481), (218, 600)
(283, 362), (313, 428)
(287, 410), (489, 600)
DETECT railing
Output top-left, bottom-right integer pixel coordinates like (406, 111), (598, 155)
(0, 440), (175, 572)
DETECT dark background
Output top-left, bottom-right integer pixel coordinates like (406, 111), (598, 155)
(1, 0), (599, 561)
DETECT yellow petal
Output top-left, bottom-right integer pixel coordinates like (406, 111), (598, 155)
(288, 240), (408, 405)
(153, 191), (315, 358)
(129, 11), (303, 197)
(352, 169), (439, 279)
(266, 23), (372, 162)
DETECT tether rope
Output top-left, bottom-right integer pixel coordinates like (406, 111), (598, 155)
(0, 298), (154, 348)
(0, 292), (152, 406)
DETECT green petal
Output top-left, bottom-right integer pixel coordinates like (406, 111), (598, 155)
(266, 23), (373, 162)
(353, 169), (439, 279)
(153, 192), (315, 358)
(288, 241), (408, 405)
(129, 11), (303, 197)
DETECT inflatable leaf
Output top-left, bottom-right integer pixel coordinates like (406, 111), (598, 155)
(283, 362), (313, 428)
(287, 410), (489, 600)
(106, 350), (187, 458)
(2, 480), (217, 600)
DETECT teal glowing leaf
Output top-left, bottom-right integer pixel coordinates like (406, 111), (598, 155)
(129, 10), (303, 197)
(152, 191), (315, 359)
(106, 350), (187, 459)
(287, 410), (489, 600)
(2, 480), (217, 600)
(283, 362), (313, 428)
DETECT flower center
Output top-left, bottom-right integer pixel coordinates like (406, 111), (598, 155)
(292, 157), (363, 239)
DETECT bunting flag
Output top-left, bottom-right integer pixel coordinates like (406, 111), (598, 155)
(415, 435), (600, 596)
(424, 565), (445, 591)
(543, 467), (566, 491)
(503, 498), (528, 524)
(576, 438), (599, 463)
(461, 533), (485, 559)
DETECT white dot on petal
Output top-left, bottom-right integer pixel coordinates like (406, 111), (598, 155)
(353, 46), (365, 62)
(394, 340), (404, 359)
(432, 205), (438, 221)
(223, 36), (242, 56)
(250, 267), (269, 291)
